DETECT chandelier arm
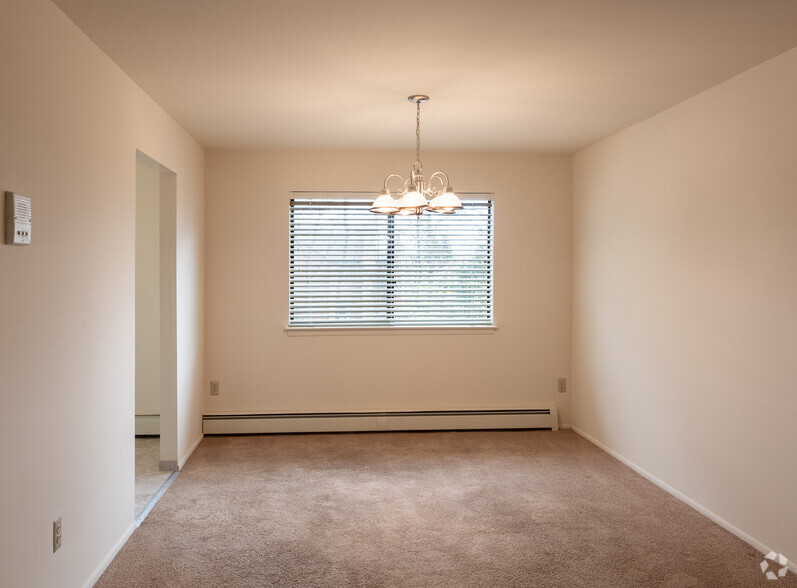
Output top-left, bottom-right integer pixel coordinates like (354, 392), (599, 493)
(429, 171), (449, 185)
(428, 171), (450, 194)
(382, 173), (406, 191)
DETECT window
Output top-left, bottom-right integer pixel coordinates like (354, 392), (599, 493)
(289, 196), (493, 328)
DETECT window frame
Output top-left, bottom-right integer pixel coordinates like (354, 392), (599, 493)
(287, 193), (495, 331)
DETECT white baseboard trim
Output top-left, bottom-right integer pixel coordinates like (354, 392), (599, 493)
(83, 521), (136, 588)
(571, 426), (797, 574)
(134, 414), (160, 436)
(178, 433), (203, 470)
(84, 434), (203, 586)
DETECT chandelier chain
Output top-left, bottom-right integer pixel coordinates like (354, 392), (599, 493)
(416, 100), (421, 167)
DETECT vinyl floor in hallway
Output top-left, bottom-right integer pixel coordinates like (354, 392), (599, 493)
(135, 437), (172, 519)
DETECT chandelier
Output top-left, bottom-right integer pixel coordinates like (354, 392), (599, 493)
(370, 95), (462, 217)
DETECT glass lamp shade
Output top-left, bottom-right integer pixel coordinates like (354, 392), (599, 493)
(370, 189), (400, 214)
(397, 187), (428, 213)
(427, 187), (463, 213)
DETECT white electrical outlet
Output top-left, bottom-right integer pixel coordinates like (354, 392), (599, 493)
(53, 517), (62, 553)
(557, 377), (567, 394)
(210, 380), (220, 396)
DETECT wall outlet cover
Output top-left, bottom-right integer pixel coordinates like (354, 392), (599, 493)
(53, 517), (62, 553)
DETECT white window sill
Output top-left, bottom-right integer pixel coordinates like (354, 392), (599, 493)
(285, 325), (498, 336)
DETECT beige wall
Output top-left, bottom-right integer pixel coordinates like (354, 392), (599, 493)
(135, 162), (161, 416)
(0, 0), (204, 586)
(572, 48), (797, 563)
(206, 150), (572, 420)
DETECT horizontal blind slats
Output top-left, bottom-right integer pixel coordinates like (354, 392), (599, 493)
(289, 197), (493, 327)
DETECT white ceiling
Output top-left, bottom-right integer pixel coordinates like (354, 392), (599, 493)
(52, 0), (797, 153)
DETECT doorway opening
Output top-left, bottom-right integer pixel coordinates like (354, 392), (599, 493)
(135, 150), (178, 521)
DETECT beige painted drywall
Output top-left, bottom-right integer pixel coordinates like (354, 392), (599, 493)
(205, 149), (572, 420)
(135, 161), (161, 417)
(573, 48), (797, 563)
(0, 0), (204, 586)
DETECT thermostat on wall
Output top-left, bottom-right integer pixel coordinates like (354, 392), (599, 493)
(5, 191), (32, 245)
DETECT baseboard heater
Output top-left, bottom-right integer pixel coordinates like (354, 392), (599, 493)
(203, 408), (559, 435)
(135, 414), (160, 436)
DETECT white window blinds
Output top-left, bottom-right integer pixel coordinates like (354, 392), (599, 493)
(289, 197), (493, 327)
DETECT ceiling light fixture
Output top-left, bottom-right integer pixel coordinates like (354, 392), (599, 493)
(370, 95), (462, 217)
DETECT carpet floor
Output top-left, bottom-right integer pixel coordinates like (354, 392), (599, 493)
(97, 430), (795, 587)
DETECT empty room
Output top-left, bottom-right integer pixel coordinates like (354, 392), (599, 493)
(1, 0), (795, 586)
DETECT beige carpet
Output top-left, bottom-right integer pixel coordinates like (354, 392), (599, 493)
(97, 430), (795, 587)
